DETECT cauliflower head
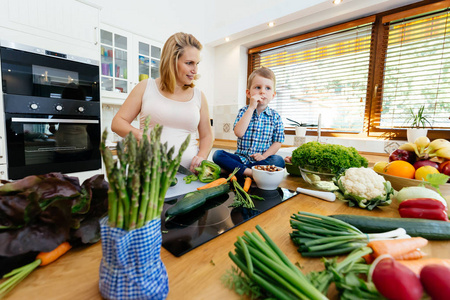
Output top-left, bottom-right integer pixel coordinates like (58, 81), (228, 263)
(336, 167), (394, 210)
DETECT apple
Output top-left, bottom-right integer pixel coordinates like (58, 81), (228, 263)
(389, 149), (415, 164)
(413, 159), (439, 170)
(439, 161), (450, 181)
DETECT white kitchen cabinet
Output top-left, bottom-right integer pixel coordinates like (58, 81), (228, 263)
(0, 0), (100, 60)
(100, 24), (132, 100)
(100, 24), (162, 105)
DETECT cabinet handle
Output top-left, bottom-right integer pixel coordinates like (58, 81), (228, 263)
(94, 26), (98, 45)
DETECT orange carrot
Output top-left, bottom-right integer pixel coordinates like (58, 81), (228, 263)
(37, 242), (72, 266)
(367, 237), (428, 258)
(197, 178), (227, 190)
(243, 177), (252, 192)
(363, 253), (375, 264)
(393, 249), (426, 260)
(230, 176), (237, 182)
(397, 258), (450, 275)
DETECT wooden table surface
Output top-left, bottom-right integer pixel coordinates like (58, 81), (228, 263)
(4, 174), (450, 300)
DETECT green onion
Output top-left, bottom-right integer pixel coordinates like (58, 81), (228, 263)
(290, 212), (410, 257)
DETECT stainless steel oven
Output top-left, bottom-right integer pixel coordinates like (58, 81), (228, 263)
(1, 40), (101, 180)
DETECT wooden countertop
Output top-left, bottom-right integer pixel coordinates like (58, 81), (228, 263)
(4, 173), (450, 300)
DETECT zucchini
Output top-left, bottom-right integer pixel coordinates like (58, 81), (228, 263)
(330, 214), (450, 240)
(165, 184), (230, 219)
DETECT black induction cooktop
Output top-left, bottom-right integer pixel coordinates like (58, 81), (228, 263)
(161, 187), (298, 257)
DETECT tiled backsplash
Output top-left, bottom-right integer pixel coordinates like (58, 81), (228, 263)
(213, 104), (238, 141)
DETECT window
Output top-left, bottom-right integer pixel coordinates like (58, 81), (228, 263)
(248, 2), (450, 139)
(376, 9), (450, 130)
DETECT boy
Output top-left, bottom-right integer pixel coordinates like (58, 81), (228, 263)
(213, 67), (285, 178)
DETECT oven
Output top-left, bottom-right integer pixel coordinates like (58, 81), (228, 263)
(1, 40), (101, 180)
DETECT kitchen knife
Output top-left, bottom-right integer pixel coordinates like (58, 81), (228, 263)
(177, 165), (194, 176)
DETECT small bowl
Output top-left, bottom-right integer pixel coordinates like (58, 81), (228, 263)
(299, 167), (339, 191)
(252, 166), (285, 190)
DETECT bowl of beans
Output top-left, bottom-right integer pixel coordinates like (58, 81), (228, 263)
(252, 165), (285, 190)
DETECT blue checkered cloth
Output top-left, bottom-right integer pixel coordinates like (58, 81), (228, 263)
(99, 217), (169, 300)
(234, 105), (285, 163)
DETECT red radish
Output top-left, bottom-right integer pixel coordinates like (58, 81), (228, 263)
(372, 257), (423, 300)
(420, 264), (450, 300)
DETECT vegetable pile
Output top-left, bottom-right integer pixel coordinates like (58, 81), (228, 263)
(335, 167), (394, 210)
(291, 141), (368, 174)
(0, 173), (108, 259)
(0, 173), (109, 297)
(100, 118), (190, 230)
(290, 212), (409, 257)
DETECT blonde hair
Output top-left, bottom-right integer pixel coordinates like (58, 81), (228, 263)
(159, 32), (203, 93)
(247, 67), (276, 90)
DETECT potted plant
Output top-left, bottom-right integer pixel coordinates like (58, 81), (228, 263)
(287, 118), (318, 137)
(405, 106), (432, 143)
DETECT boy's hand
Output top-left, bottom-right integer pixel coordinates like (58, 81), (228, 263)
(251, 153), (265, 161)
(249, 95), (262, 110)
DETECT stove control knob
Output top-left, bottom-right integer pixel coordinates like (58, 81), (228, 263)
(30, 103), (38, 110)
(55, 105), (63, 111)
(78, 106), (85, 113)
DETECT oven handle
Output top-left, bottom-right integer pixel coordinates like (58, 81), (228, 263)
(11, 118), (99, 124)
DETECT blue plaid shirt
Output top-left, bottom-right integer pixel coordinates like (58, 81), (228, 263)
(234, 106), (285, 163)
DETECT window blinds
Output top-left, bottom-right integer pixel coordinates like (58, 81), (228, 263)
(249, 24), (373, 132)
(379, 9), (450, 129)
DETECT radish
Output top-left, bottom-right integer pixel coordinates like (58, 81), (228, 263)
(371, 257), (423, 300)
(420, 264), (450, 300)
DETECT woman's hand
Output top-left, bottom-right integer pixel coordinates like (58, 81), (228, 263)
(190, 155), (205, 173)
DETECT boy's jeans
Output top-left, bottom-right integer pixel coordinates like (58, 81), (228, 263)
(212, 150), (285, 177)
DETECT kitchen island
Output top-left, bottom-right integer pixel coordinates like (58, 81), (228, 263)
(4, 174), (450, 300)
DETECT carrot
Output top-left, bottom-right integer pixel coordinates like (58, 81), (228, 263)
(243, 177), (252, 192)
(197, 168), (239, 190)
(363, 253), (375, 264)
(197, 178), (227, 190)
(367, 237), (428, 258)
(37, 241), (72, 266)
(393, 249), (426, 260)
(397, 258), (450, 275)
(230, 176), (237, 182)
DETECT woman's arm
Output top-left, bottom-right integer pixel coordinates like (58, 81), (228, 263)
(191, 91), (213, 171)
(111, 80), (147, 141)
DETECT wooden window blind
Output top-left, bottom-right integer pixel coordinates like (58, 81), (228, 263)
(249, 23), (373, 133)
(376, 8), (450, 130)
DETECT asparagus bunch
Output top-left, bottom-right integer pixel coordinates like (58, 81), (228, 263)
(100, 117), (190, 230)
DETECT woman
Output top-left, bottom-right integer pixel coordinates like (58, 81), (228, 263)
(111, 32), (213, 172)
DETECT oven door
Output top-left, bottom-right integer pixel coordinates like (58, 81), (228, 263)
(5, 114), (101, 179)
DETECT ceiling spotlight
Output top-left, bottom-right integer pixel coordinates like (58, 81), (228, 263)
(268, 22), (275, 27)
(333, 0), (342, 4)
(225, 37), (230, 42)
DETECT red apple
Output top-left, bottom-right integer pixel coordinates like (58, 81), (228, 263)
(413, 159), (439, 170)
(439, 161), (450, 182)
(389, 149), (415, 164)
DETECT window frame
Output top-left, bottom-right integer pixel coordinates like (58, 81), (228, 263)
(248, 0), (450, 140)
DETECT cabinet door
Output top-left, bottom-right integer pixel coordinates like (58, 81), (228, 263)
(132, 36), (162, 88)
(0, 0), (99, 59)
(100, 25), (131, 100)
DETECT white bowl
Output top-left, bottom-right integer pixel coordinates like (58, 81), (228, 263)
(252, 166), (285, 190)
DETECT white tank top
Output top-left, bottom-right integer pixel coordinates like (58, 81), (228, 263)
(140, 79), (201, 168)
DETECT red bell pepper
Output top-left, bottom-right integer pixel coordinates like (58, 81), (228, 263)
(398, 198), (448, 222)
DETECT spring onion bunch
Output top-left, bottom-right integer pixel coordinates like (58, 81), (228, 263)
(227, 225), (327, 300)
(100, 117), (190, 230)
(290, 212), (409, 257)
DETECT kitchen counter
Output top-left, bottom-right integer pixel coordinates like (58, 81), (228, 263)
(4, 175), (449, 300)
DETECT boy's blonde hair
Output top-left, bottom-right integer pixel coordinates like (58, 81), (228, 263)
(159, 32), (203, 93)
(247, 67), (276, 90)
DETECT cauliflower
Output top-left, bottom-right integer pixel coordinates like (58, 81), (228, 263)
(336, 167), (394, 210)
